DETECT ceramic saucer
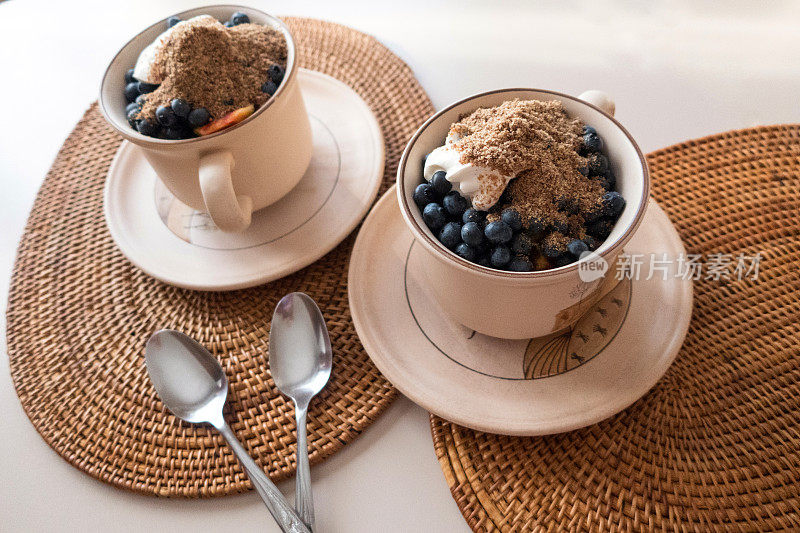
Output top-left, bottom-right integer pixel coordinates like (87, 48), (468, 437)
(105, 69), (384, 291)
(348, 186), (693, 436)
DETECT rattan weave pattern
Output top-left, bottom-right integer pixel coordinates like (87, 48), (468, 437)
(5, 18), (435, 497)
(431, 125), (800, 531)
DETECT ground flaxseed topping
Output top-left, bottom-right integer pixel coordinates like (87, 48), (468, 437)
(138, 18), (287, 121)
(452, 99), (604, 233)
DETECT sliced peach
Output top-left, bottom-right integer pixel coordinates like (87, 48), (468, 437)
(194, 104), (254, 136)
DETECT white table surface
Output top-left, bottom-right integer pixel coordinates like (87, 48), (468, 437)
(2, 1), (800, 531)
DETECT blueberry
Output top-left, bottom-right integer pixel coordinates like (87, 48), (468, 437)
(501, 209), (523, 231)
(155, 105), (177, 127)
(583, 125), (597, 136)
(583, 131), (603, 152)
(268, 64), (285, 84)
(541, 238), (565, 259)
(587, 218), (614, 239)
(508, 256), (534, 272)
(443, 191), (470, 218)
(462, 208), (485, 225)
(551, 218), (570, 235)
(230, 11), (250, 25)
(413, 183), (437, 207)
(602, 191), (626, 218)
(187, 107), (211, 128)
(604, 169), (617, 190)
(224, 20), (234, 28)
(125, 102), (140, 115)
(557, 196), (579, 214)
(137, 118), (159, 137)
(124, 82), (140, 102)
(484, 220), (513, 244)
(455, 243), (479, 262)
(510, 233), (533, 255)
(261, 80), (278, 95)
(438, 222), (462, 250)
(461, 222), (484, 247)
(170, 98), (191, 118)
(584, 200), (605, 223)
(553, 254), (576, 267)
(126, 105), (140, 127)
(527, 216), (546, 236)
(583, 236), (599, 251)
(566, 239), (589, 258)
(422, 203), (447, 232)
(135, 93), (147, 106)
(477, 255), (492, 268)
(137, 81), (158, 94)
(490, 246), (512, 268)
(124, 68), (135, 84)
(430, 170), (451, 196)
(587, 152), (609, 176)
(167, 15), (181, 28)
(163, 127), (190, 140)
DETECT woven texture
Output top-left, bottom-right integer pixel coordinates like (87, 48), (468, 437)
(6, 18), (434, 497)
(432, 125), (800, 531)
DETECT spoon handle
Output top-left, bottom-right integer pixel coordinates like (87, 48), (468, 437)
(295, 406), (314, 529)
(216, 421), (310, 533)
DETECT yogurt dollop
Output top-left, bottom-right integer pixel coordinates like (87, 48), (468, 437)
(423, 133), (514, 211)
(133, 15), (217, 83)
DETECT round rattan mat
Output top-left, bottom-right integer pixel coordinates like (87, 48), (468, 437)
(432, 125), (800, 531)
(6, 18), (435, 497)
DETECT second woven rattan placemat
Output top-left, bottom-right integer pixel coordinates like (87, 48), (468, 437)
(5, 17), (435, 497)
(431, 125), (800, 531)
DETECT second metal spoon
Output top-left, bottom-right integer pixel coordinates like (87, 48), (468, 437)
(269, 293), (333, 530)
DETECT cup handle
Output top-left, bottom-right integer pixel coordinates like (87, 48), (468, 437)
(577, 90), (615, 117)
(198, 151), (253, 232)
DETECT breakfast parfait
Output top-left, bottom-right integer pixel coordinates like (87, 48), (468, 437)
(122, 12), (287, 139)
(414, 99), (625, 272)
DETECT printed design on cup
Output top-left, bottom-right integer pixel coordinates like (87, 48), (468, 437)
(404, 241), (633, 381)
(523, 276), (631, 378)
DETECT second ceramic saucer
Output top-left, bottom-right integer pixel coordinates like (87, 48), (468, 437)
(348, 186), (693, 436)
(105, 68), (384, 291)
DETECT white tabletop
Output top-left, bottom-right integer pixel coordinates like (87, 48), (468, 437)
(2, 1), (800, 531)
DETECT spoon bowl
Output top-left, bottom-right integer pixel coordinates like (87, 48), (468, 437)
(145, 330), (228, 425)
(270, 293), (333, 403)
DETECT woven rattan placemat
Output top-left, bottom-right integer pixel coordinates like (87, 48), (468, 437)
(431, 125), (800, 531)
(5, 18), (434, 497)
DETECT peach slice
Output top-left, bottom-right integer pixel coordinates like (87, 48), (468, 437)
(194, 104), (255, 136)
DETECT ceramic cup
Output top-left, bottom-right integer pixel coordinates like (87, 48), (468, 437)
(99, 6), (312, 232)
(397, 89), (649, 339)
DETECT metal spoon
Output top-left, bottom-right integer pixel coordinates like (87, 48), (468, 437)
(145, 330), (310, 533)
(269, 293), (333, 530)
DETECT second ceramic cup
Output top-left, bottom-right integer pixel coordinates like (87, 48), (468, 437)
(99, 6), (312, 232)
(397, 89), (649, 339)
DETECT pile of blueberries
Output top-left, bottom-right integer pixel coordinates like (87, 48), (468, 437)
(414, 126), (626, 272)
(123, 11), (285, 140)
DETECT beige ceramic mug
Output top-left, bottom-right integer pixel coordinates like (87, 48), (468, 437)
(99, 6), (312, 232)
(397, 89), (649, 339)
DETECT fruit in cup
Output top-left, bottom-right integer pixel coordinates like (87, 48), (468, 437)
(194, 105), (255, 136)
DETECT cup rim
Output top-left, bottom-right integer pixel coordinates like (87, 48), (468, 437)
(99, 5), (297, 145)
(396, 87), (650, 280)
